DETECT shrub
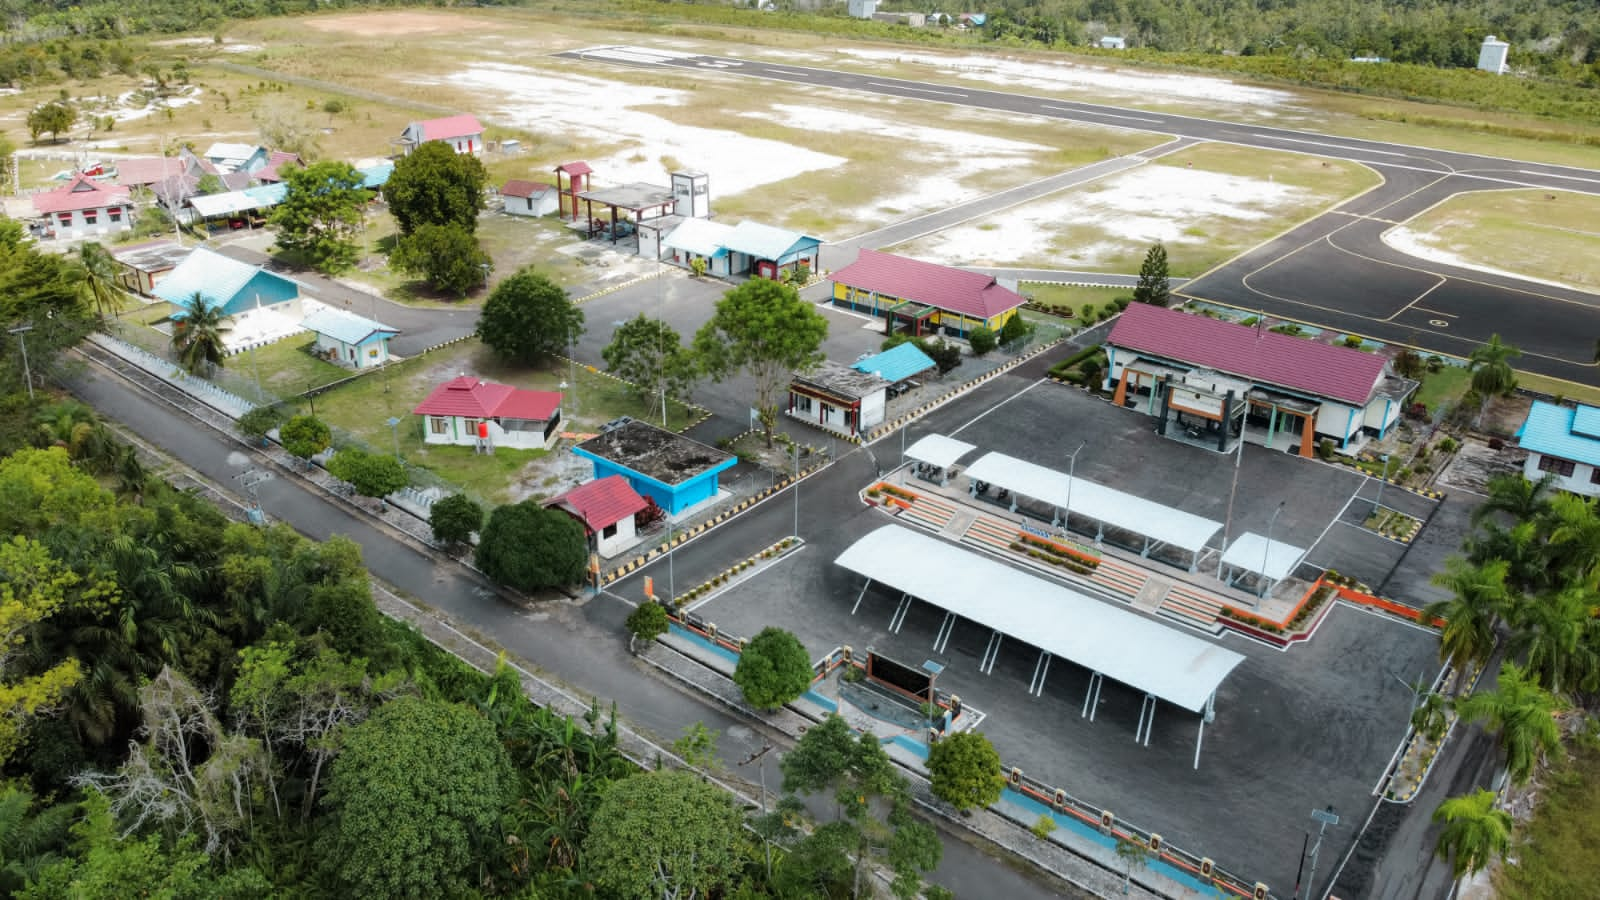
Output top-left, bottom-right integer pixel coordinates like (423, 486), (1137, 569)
(429, 493), (484, 549)
(1318, 438), (1334, 460)
(968, 326), (998, 356)
(1031, 815), (1058, 841)
(237, 404), (285, 442)
(1079, 304), (1097, 324)
(1437, 437), (1459, 453)
(626, 601), (671, 641)
(733, 627), (812, 709)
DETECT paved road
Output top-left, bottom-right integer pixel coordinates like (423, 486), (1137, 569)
(563, 46), (1600, 386)
(65, 356), (1083, 900)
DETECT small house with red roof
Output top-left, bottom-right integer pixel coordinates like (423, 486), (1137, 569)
(501, 179), (558, 217)
(31, 173), (134, 240)
(413, 376), (564, 451)
(398, 114), (484, 156)
(828, 249), (1025, 339)
(544, 475), (650, 556)
(1104, 303), (1416, 456)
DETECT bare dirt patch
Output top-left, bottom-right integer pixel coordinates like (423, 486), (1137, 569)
(303, 10), (492, 37)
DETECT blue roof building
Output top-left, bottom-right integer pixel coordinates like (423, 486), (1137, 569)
(154, 247), (302, 319)
(852, 343), (936, 385)
(1516, 400), (1600, 496)
(300, 307), (399, 370)
(722, 221), (822, 281)
(572, 420), (736, 516)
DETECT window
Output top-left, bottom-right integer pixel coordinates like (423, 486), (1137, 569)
(57, 213), (72, 225)
(109, 207), (122, 223)
(1590, 467), (1600, 485)
(793, 395), (813, 414)
(1538, 455), (1576, 478)
(83, 209), (98, 224)
(602, 523), (618, 539)
(429, 417), (449, 435)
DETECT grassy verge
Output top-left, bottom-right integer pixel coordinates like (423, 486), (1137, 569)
(1020, 282), (1124, 313)
(306, 339), (697, 503)
(1413, 364), (1471, 414)
(1516, 371), (1600, 408)
(1388, 190), (1600, 291)
(1498, 740), (1600, 898)
(240, 336), (352, 397)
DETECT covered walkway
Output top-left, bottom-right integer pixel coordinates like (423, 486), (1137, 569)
(963, 452), (1222, 571)
(836, 525), (1245, 768)
(1218, 532), (1307, 597)
(902, 434), (975, 485)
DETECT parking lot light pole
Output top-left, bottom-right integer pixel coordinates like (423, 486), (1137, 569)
(386, 416), (402, 463)
(1371, 453), (1390, 518)
(1261, 501), (1286, 598)
(1063, 440), (1086, 532)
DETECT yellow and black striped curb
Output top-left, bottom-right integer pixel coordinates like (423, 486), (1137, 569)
(572, 272), (660, 306)
(668, 537), (803, 606)
(600, 461), (827, 585)
(863, 336), (1069, 442)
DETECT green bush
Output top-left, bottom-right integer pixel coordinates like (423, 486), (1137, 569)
(1079, 304), (1097, 324)
(968, 326), (998, 356)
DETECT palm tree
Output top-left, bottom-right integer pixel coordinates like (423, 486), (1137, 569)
(1470, 473), (1552, 528)
(1425, 557), (1512, 689)
(1456, 662), (1565, 786)
(170, 292), (229, 375)
(1432, 789), (1512, 877)
(1468, 334), (1520, 426)
(1466, 520), (1548, 596)
(77, 242), (125, 323)
(1507, 587), (1600, 693)
(1545, 493), (1600, 589)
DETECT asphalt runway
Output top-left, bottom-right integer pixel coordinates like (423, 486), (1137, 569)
(561, 45), (1600, 386)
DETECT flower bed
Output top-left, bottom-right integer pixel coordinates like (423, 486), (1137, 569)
(1217, 580), (1335, 636)
(1010, 532), (1101, 573)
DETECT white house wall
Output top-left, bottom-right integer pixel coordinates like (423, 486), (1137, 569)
(595, 514), (637, 557)
(1313, 401), (1362, 442)
(46, 206), (132, 240)
(1523, 452), (1600, 498)
(859, 390), (886, 431)
(423, 415), (554, 450)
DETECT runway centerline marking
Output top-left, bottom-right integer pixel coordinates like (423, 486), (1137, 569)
(1519, 170), (1600, 186)
(1041, 104), (1162, 123)
(867, 81), (967, 97)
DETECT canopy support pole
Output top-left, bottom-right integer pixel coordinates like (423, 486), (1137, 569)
(933, 612), (956, 652)
(1051, 506), (1060, 528)
(1195, 691), (1217, 770)
(1135, 693), (1157, 746)
(980, 631), (1003, 675)
(889, 593), (913, 633)
(1082, 672), (1104, 720)
(1029, 651), (1053, 697)
(851, 578), (873, 615)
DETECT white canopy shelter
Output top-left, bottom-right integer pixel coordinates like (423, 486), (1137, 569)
(903, 434), (975, 469)
(1218, 532), (1307, 596)
(836, 524), (1245, 767)
(963, 452), (1222, 570)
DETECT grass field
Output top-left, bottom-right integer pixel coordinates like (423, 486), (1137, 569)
(1497, 739), (1600, 898)
(306, 338), (696, 503)
(1019, 282), (1125, 313)
(1387, 190), (1600, 291)
(893, 142), (1379, 275)
(242, 336), (351, 397)
(1515, 370), (1600, 408)
(1413, 363), (1471, 414)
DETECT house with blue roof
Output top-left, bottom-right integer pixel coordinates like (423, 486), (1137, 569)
(154, 247), (303, 320)
(852, 343), (936, 386)
(572, 420), (736, 516)
(1516, 401), (1600, 497)
(301, 307), (399, 370)
(721, 221), (821, 281)
(661, 218), (736, 277)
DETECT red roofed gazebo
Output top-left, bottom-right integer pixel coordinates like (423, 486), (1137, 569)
(554, 161), (592, 222)
(413, 376), (564, 451)
(544, 475), (649, 556)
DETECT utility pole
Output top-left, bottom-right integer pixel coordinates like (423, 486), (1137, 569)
(739, 742), (775, 878)
(7, 324), (34, 400)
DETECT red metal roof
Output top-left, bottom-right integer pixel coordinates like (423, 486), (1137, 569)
(828, 250), (1025, 320)
(115, 157), (187, 187)
(1106, 303), (1388, 406)
(32, 174), (132, 215)
(502, 179), (553, 198)
(412, 376), (562, 421)
(255, 151), (302, 183)
(545, 475), (647, 533)
(415, 114), (483, 142)
(556, 161), (592, 176)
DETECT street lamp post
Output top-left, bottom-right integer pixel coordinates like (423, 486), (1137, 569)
(1062, 440), (1086, 531)
(739, 742), (775, 878)
(1371, 453), (1390, 518)
(1297, 806), (1340, 900)
(1261, 500), (1286, 598)
(792, 443), (801, 539)
(386, 416), (402, 463)
(7, 324), (34, 401)
(480, 262), (490, 289)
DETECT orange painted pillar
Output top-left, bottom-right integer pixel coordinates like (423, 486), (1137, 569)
(1299, 414), (1316, 458)
(1112, 369), (1131, 407)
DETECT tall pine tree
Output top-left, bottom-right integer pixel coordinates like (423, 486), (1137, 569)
(1133, 242), (1171, 308)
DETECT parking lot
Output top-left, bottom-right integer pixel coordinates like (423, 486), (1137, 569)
(611, 363), (1448, 895)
